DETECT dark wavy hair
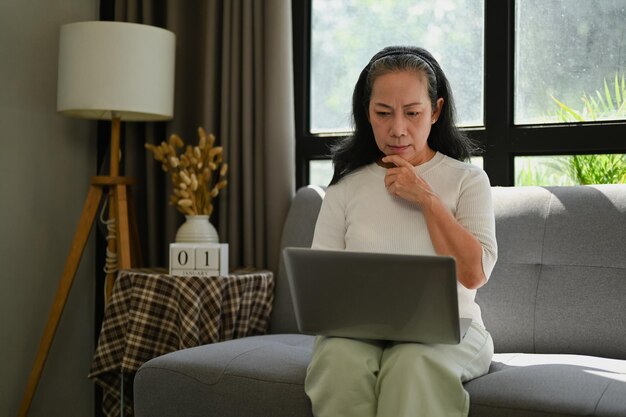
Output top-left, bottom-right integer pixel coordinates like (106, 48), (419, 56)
(329, 46), (480, 185)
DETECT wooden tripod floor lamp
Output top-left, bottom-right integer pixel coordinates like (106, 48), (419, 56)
(18, 21), (175, 417)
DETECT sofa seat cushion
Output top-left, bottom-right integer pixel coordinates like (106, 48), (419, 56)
(466, 353), (626, 417)
(135, 338), (626, 417)
(134, 334), (315, 417)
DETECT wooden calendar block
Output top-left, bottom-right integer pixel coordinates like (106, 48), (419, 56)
(195, 246), (220, 270)
(170, 245), (195, 270)
(170, 243), (229, 277)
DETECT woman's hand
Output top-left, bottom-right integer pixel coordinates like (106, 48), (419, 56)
(382, 155), (434, 208)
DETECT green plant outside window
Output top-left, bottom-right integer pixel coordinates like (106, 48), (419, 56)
(516, 73), (626, 187)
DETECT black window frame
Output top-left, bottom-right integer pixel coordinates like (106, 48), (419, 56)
(293, 0), (626, 188)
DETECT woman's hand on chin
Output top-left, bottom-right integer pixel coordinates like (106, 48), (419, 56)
(382, 155), (435, 208)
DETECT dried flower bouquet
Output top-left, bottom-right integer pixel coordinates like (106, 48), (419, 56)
(145, 127), (228, 216)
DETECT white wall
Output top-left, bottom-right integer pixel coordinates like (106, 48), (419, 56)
(0, 1), (99, 416)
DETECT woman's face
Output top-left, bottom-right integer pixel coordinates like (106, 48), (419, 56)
(368, 70), (443, 166)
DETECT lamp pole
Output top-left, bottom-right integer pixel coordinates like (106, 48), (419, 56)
(105, 116), (121, 299)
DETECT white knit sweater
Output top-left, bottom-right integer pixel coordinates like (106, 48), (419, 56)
(312, 152), (498, 327)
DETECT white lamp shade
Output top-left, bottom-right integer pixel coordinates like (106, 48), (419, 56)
(57, 21), (175, 121)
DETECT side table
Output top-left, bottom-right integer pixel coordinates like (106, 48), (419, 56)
(89, 268), (274, 417)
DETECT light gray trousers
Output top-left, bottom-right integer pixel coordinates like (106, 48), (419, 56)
(305, 322), (493, 417)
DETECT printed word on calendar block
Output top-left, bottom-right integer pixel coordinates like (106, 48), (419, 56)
(169, 243), (229, 277)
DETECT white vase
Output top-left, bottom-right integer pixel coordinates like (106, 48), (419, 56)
(175, 215), (219, 243)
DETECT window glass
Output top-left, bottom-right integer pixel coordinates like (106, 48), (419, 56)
(309, 159), (334, 186)
(514, 1), (626, 125)
(515, 154), (626, 186)
(311, 0), (484, 133)
(469, 156), (483, 170)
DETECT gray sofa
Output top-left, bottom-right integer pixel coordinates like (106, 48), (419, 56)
(135, 185), (626, 417)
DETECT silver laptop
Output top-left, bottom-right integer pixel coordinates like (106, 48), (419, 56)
(283, 247), (471, 344)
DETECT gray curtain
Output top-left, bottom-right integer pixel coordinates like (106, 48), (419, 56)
(113, 0), (295, 272)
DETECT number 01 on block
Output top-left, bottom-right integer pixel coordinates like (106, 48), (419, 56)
(169, 243), (229, 277)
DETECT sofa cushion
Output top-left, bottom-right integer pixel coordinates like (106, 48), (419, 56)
(479, 185), (626, 359)
(270, 186), (325, 334)
(134, 334), (314, 417)
(466, 353), (626, 417)
(135, 338), (626, 417)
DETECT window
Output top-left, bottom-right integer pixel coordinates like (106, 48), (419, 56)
(294, 0), (626, 188)
(310, 0), (484, 133)
(515, 154), (626, 186)
(515, 1), (626, 125)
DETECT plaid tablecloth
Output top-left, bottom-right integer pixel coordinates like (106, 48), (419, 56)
(89, 268), (274, 417)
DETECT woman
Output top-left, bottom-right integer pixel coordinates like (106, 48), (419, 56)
(306, 46), (498, 417)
